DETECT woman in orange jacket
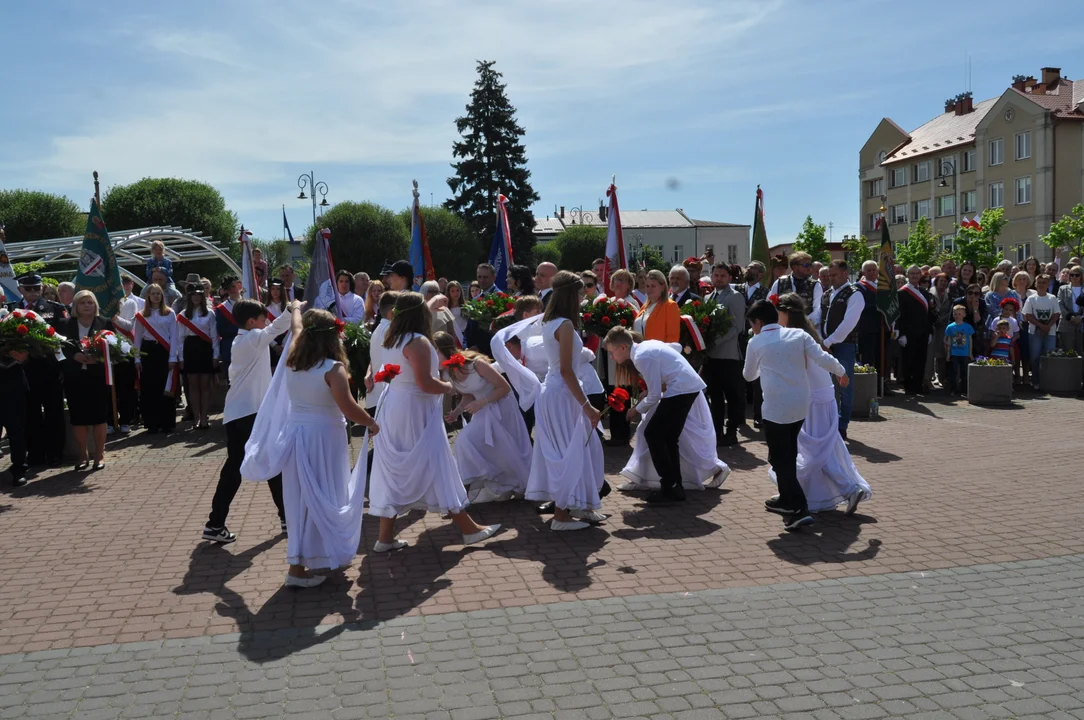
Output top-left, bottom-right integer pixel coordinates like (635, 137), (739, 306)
(634, 269), (681, 343)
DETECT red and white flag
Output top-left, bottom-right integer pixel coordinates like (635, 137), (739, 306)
(602, 179), (625, 295)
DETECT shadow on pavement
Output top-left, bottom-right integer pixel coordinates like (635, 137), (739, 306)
(4, 468), (95, 498)
(766, 512), (881, 565)
(844, 439), (901, 464)
(611, 489), (725, 542)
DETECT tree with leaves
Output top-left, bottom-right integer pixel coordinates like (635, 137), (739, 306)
(791, 215), (830, 264)
(1041, 203), (1084, 259)
(553, 225), (606, 272)
(840, 235), (875, 268)
(396, 206), (483, 282)
(950, 208), (1007, 268)
(896, 217), (941, 268)
(446, 60), (540, 265)
(304, 202), (409, 277)
(0, 189), (82, 242)
(533, 241), (561, 267)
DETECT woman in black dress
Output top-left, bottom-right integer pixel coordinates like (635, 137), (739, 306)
(62, 290), (114, 471)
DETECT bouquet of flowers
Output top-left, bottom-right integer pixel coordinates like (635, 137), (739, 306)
(77, 329), (141, 364)
(582, 297), (636, 337)
(343, 321), (372, 384)
(463, 292), (515, 330)
(972, 356), (1010, 367)
(678, 298), (733, 368)
(0, 308), (65, 358)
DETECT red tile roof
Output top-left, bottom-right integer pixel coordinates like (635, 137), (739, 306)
(1013, 78), (1084, 119)
(883, 98), (998, 165)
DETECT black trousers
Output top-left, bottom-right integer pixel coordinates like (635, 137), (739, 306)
(24, 361), (64, 464)
(763, 419), (806, 513)
(139, 342), (176, 431)
(643, 392), (698, 492)
(1, 389), (28, 478)
(114, 360), (137, 426)
(703, 358), (745, 437)
(901, 334), (929, 394)
(858, 333), (884, 393)
(208, 414), (284, 528)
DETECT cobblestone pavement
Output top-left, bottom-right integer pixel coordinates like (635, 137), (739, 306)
(2, 554), (1083, 719)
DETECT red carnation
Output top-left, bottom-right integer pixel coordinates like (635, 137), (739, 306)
(441, 354), (467, 369)
(619, 319), (628, 326)
(768, 293), (779, 307)
(334, 319), (346, 334)
(692, 301), (701, 307)
(373, 363), (402, 383)
(486, 300), (495, 307)
(601, 316), (611, 325)
(15, 324), (29, 335)
(11, 310), (23, 319)
(606, 388), (629, 413)
(637, 378), (648, 392)
(46, 327), (56, 337)
(612, 388), (630, 401)
(583, 312), (593, 320)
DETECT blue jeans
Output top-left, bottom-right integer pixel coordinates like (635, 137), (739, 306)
(831, 342), (856, 431)
(1028, 331), (1057, 388)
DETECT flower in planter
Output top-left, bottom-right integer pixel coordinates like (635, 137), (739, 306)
(1043, 349), (1080, 358)
(853, 364), (878, 374)
(972, 356), (1010, 367)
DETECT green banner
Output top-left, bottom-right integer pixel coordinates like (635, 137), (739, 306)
(74, 199), (124, 319)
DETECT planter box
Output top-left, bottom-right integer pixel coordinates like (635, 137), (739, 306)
(1040, 356), (1083, 394)
(851, 373), (878, 418)
(967, 364), (1013, 406)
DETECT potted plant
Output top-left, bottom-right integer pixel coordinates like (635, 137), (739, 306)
(851, 363), (879, 418)
(968, 356), (1013, 406)
(1039, 349), (1082, 394)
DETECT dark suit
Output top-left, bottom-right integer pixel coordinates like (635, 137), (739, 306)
(7, 298), (68, 464)
(896, 285), (937, 394)
(856, 280), (888, 390)
(670, 289), (701, 307)
(285, 285), (304, 302)
(0, 355), (29, 480)
(735, 282), (768, 422)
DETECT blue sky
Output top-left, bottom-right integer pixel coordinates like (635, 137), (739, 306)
(2, 0), (1083, 247)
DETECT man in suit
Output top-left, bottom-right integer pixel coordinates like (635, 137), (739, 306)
(216, 275), (242, 377)
(535, 262), (557, 308)
(7, 273), (68, 467)
(465, 263), (499, 356)
(703, 262), (746, 445)
(896, 265), (938, 395)
(1, 348), (30, 486)
(668, 265), (700, 307)
(278, 265), (304, 301)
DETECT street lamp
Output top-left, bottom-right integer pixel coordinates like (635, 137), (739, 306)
(938, 160), (958, 253)
(567, 205), (595, 225)
(296, 170), (330, 226)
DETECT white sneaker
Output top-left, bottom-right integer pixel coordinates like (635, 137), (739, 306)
(106, 426), (115, 435)
(551, 520), (591, 532)
(845, 490), (863, 516)
(705, 467), (731, 489)
(463, 524), (501, 546)
(373, 539), (408, 553)
(571, 511), (608, 525)
(617, 481), (645, 492)
(119, 425), (131, 434)
(285, 573), (326, 588)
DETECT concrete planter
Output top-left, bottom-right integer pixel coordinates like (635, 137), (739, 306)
(1039, 355), (1083, 393)
(967, 364), (1013, 406)
(851, 372), (878, 418)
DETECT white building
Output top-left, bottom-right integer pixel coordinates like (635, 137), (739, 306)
(534, 208), (750, 268)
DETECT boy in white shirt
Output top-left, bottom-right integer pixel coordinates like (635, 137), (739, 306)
(203, 298), (299, 544)
(743, 299), (848, 531)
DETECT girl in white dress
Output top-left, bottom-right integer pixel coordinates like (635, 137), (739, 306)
(368, 292), (501, 551)
(241, 309), (379, 588)
(433, 332), (532, 503)
(769, 293), (871, 514)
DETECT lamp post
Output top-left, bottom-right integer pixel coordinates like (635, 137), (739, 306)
(938, 160), (957, 252)
(297, 171), (330, 227)
(567, 205), (595, 226)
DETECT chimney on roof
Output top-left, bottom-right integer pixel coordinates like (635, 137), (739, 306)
(1042, 67), (1062, 86)
(1024, 76), (1038, 92)
(598, 202), (607, 223)
(559, 205), (565, 219)
(959, 95), (973, 114)
(1012, 74), (1028, 91)
(945, 98), (957, 113)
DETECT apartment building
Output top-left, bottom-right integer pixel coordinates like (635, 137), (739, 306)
(859, 66), (1084, 263)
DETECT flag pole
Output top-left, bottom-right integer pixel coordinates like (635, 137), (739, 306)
(93, 171), (120, 430)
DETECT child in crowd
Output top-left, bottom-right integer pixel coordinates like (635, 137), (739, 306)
(943, 305), (975, 395)
(145, 240), (174, 284)
(252, 248), (268, 288)
(989, 319), (1016, 364)
(989, 297), (1021, 382)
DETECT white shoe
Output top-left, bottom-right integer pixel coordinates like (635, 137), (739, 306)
(285, 573), (326, 588)
(463, 524), (501, 546)
(572, 511), (608, 525)
(119, 425), (131, 434)
(617, 481), (645, 492)
(106, 426), (115, 436)
(705, 467), (731, 489)
(551, 520), (591, 532)
(373, 539), (408, 553)
(469, 486), (503, 504)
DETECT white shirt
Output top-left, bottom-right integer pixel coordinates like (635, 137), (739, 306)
(743, 324), (844, 424)
(631, 340), (706, 416)
(222, 310), (295, 423)
(768, 277), (824, 328)
(112, 293), (145, 335)
(133, 309), (177, 360)
(171, 308), (220, 362)
(822, 284), (864, 348)
(337, 292), (366, 324)
(366, 318), (390, 409)
(1022, 293), (1060, 334)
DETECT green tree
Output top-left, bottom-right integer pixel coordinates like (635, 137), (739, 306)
(305, 202), (409, 276)
(553, 225), (606, 272)
(791, 215), (830, 264)
(638, 244), (669, 274)
(446, 60), (540, 264)
(396, 206), (484, 282)
(1041, 202), (1084, 259)
(532, 241), (561, 267)
(896, 217), (941, 267)
(0, 189), (83, 242)
(11, 261), (58, 287)
(840, 235), (875, 268)
(950, 208), (1007, 268)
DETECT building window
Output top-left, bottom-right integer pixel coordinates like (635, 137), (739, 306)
(962, 149), (976, 172)
(727, 244), (738, 264)
(989, 138), (1004, 166)
(937, 195), (955, 217)
(891, 204), (907, 224)
(868, 178), (884, 197)
(673, 245), (684, 263)
(989, 182), (1004, 208)
(1015, 131), (1031, 160)
(1015, 176), (1032, 205)
(914, 161), (931, 182)
(961, 190), (976, 213)
(915, 199), (931, 219)
(1016, 243), (1031, 262)
(943, 235), (955, 253)
(891, 167), (907, 188)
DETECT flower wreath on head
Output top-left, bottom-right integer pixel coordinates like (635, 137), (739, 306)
(999, 297), (1020, 311)
(305, 318), (346, 335)
(768, 293), (780, 307)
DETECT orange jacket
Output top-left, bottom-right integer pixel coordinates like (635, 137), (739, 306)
(638, 299), (682, 343)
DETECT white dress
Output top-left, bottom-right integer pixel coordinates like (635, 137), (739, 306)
(241, 354), (366, 570)
(368, 333), (469, 517)
(449, 364), (532, 499)
(768, 365), (872, 512)
(619, 393), (728, 490)
(524, 318), (605, 512)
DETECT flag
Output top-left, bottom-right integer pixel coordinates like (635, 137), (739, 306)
(283, 207), (294, 243)
(410, 180), (436, 282)
(602, 181), (625, 295)
(75, 198), (124, 319)
(309, 227), (341, 319)
(0, 224), (19, 303)
(750, 185), (770, 267)
(238, 227), (260, 300)
(488, 194), (513, 291)
(875, 213), (899, 325)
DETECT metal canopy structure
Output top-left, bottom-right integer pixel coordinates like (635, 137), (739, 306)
(5, 226), (242, 287)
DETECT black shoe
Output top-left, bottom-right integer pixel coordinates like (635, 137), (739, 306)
(202, 526), (237, 544)
(603, 438), (629, 448)
(11, 474), (28, 488)
(719, 433), (737, 447)
(280, 520), (288, 535)
(535, 501), (556, 515)
(784, 513), (814, 531)
(764, 496), (802, 515)
(753, 419), (762, 430)
(839, 429), (848, 441)
(599, 480), (612, 499)
(646, 487), (685, 504)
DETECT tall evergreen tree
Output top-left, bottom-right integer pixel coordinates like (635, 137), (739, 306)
(446, 60), (540, 264)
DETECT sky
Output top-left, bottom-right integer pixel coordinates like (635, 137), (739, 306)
(2, 0), (1083, 248)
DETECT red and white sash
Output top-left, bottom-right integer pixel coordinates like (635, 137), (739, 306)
(135, 314), (172, 352)
(217, 301), (237, 326)
(177, 313), (213, 343)
(858, 278), (877, 292)
(901, 284), (928, 310)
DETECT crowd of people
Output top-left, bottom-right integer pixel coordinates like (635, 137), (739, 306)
(5, 240), (1080, 588)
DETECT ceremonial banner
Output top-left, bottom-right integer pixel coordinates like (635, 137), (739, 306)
(309, 227), (341, 319)
(602, 181), (625, 295)
(750, 186), (770, 267)
(488, 194), (513, 292)
(410, 180), (436, 282)
(0, 224), (19, 303)
(875, 214), (899, 325)
(283, 207), (294, 243)
(238, 226), (260, 300)
(75, 199), (124, 319)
